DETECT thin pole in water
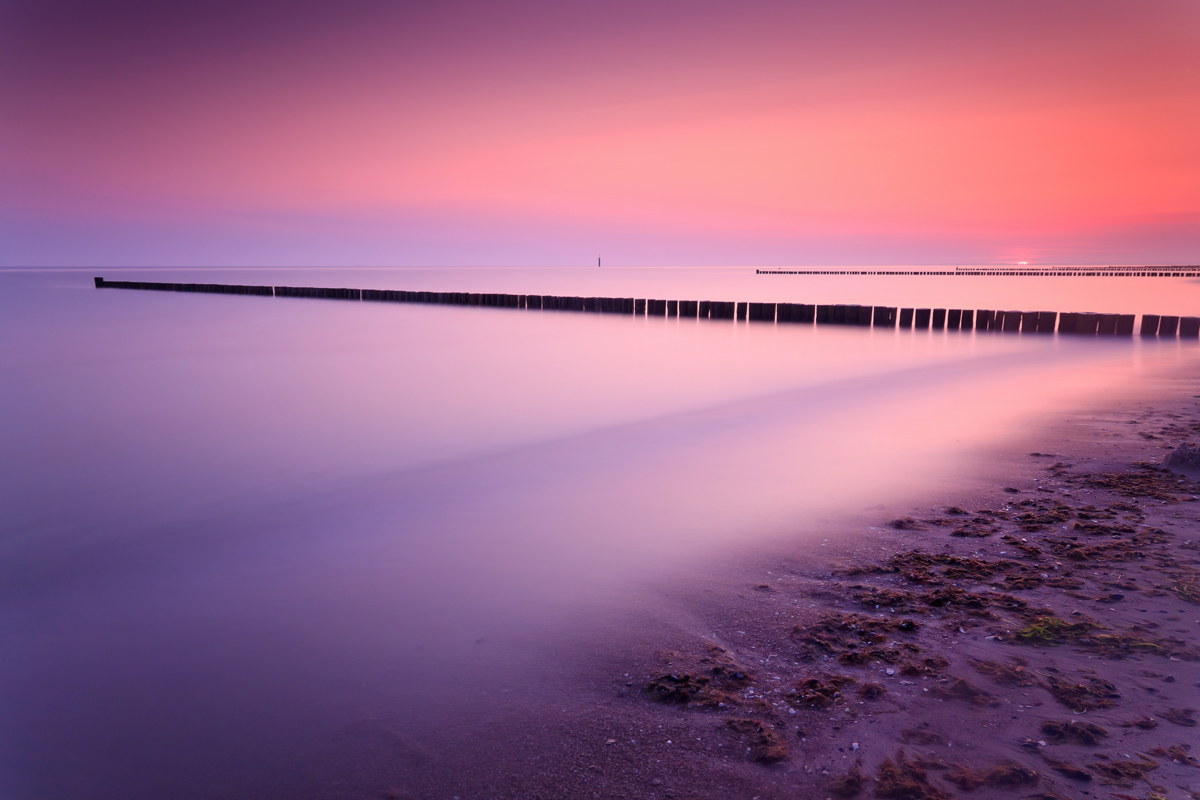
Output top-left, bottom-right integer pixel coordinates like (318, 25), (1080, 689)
(598, 257), (601, 267)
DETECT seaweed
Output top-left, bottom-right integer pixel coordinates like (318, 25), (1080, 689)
(828, 761), (866, 797)
(899, 656), (950, 677)
(1014, 615), (1096, 645)
(1161, 707), (1198, 727)
(928, 676), (999, 706)
(873, 750), (954, 800)
(1039, 720), (1108, 745)
(944, 763), (1039, 791)
(791, 613), (920, 661)
(1087, 756), (1159, 786)
(723, 718), (788, 763)
(858, 682), (887, 700)
(1120, 716), (1158, 730)
(899, 726), (945, 746)
(645, 644), (754, 707)
(1042, 757), (1092, 781)
(1148, 744), (1198, 766)
(785, 674), (856, 709)
(1045, 674), (1120, 712)
(971, 659), (1038, 687)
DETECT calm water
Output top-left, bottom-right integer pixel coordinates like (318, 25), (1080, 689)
(1, 267), (1197, 799)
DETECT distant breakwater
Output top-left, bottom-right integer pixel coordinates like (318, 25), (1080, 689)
(93, 277), (1199, 337)
(757, 266), (1200, 277)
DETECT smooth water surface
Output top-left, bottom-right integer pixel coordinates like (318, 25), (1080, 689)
(1, 267), (1197, 799)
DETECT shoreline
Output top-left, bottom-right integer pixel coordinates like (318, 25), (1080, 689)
(368, 372), (1200, 800)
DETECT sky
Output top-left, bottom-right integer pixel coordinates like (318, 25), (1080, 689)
(2, 0), (1198, 267)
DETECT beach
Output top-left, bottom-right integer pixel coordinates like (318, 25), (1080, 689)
(349, 370), (1200, 800)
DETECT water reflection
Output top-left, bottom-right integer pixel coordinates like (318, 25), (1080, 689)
(0, 268), (1194, 799)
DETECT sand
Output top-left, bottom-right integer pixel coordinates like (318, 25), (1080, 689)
(332, 378), (1200, 800)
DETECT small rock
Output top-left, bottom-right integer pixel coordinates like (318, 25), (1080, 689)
(1166, 442), (1200, 475)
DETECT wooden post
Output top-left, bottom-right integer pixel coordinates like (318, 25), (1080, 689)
(960, 309), (974, 329)
(1180, 317), (1200, 337)
(1160, 315), (1180, 335)
(736, 302), (747, 321)
(946, 309), (961, 329)
(931, 308), (946, 329)
(899, 308), (914, 327)
(1140, 314), (1160, 335)
(914, 308), (931, 328)
(1115, 314), (1134, 335)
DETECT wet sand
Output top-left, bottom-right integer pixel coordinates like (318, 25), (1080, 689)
(281, 374), (1200, 800)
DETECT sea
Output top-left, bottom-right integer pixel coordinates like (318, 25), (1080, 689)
(1, 266), (1197, 799)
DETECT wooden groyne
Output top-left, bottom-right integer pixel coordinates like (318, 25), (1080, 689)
(757, 266), (1200, 277)
(92, 277), (1199, 337)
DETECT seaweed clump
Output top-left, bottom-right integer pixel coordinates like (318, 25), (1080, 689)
(791, 613), (919, 663)
(723, 718), (788, 763)
(944, 763), (1039, 791)
(1087, 756), (1159, 786)
(873, 750), (954, 800)
(1039, 720), (1108, 745)
(971, 658), (1038, 687)
(827, 761), (866, 797)
(645, 644), (754, 708)
(1161, 707), (1197, 727)
(1045, 674), (1120, 712)
(786, 673), (856, 709)
(928, 677), (999, 706)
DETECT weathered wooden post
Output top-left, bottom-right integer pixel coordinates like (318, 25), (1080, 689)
(914, 308), (931, 328)
(872, 306), (897, 327)
(1160, 315), (1180, 335)
(1115, 314), (1134, 335)
(899, 308), (914, 327)
(698, 300), (710, 318)
(1180, 317), (1200, 337)
(975, 310), (993, 331)
(816, 305), (831, 324)
(736, 302), (747, 321)
(1140, 314), (1160, 335)
(960, 309), (974, 329)
(931, 308), (946, 329)
(946, 309), (962, 329)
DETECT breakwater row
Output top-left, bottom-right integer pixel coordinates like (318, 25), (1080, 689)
(757, 266), (1200, 277)
(93, 277), (1200, 337)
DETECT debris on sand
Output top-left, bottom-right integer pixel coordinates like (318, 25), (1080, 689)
(1148, 744), (1198, 766)
(1087, 755), (1159, 786)
(1041, 757), (1092, 781)
(899, 726), (946, 746)
(928, 676), (1000, 706)
(1120, 716), (1158, 730)
(786, 674), (856, 709)
(1045, 674), (1120, 712)
(827, 761), (866, 797)
(1014, 614), (1097, 645)
(1161, 707), (1198, 727)
(791, 613), (920, 661)
(890, 517), (924, 530)
(944, 762), (1039, 791)
(1079, 465), (1193, 502)
(645, 644), (754, 707)
(899, 656), (950, 677)
(971, 658), (1038, 687)
(723, 718), (788, 763)
(873, 750), (954, 800)
(857, 682), (887, 700)
(1039, 720), (1108, 745)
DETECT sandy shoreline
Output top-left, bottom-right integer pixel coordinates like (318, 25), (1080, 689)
(350, 374), (1200, 800)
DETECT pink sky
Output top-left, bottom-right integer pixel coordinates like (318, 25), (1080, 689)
(2, 0), (1198, 266)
